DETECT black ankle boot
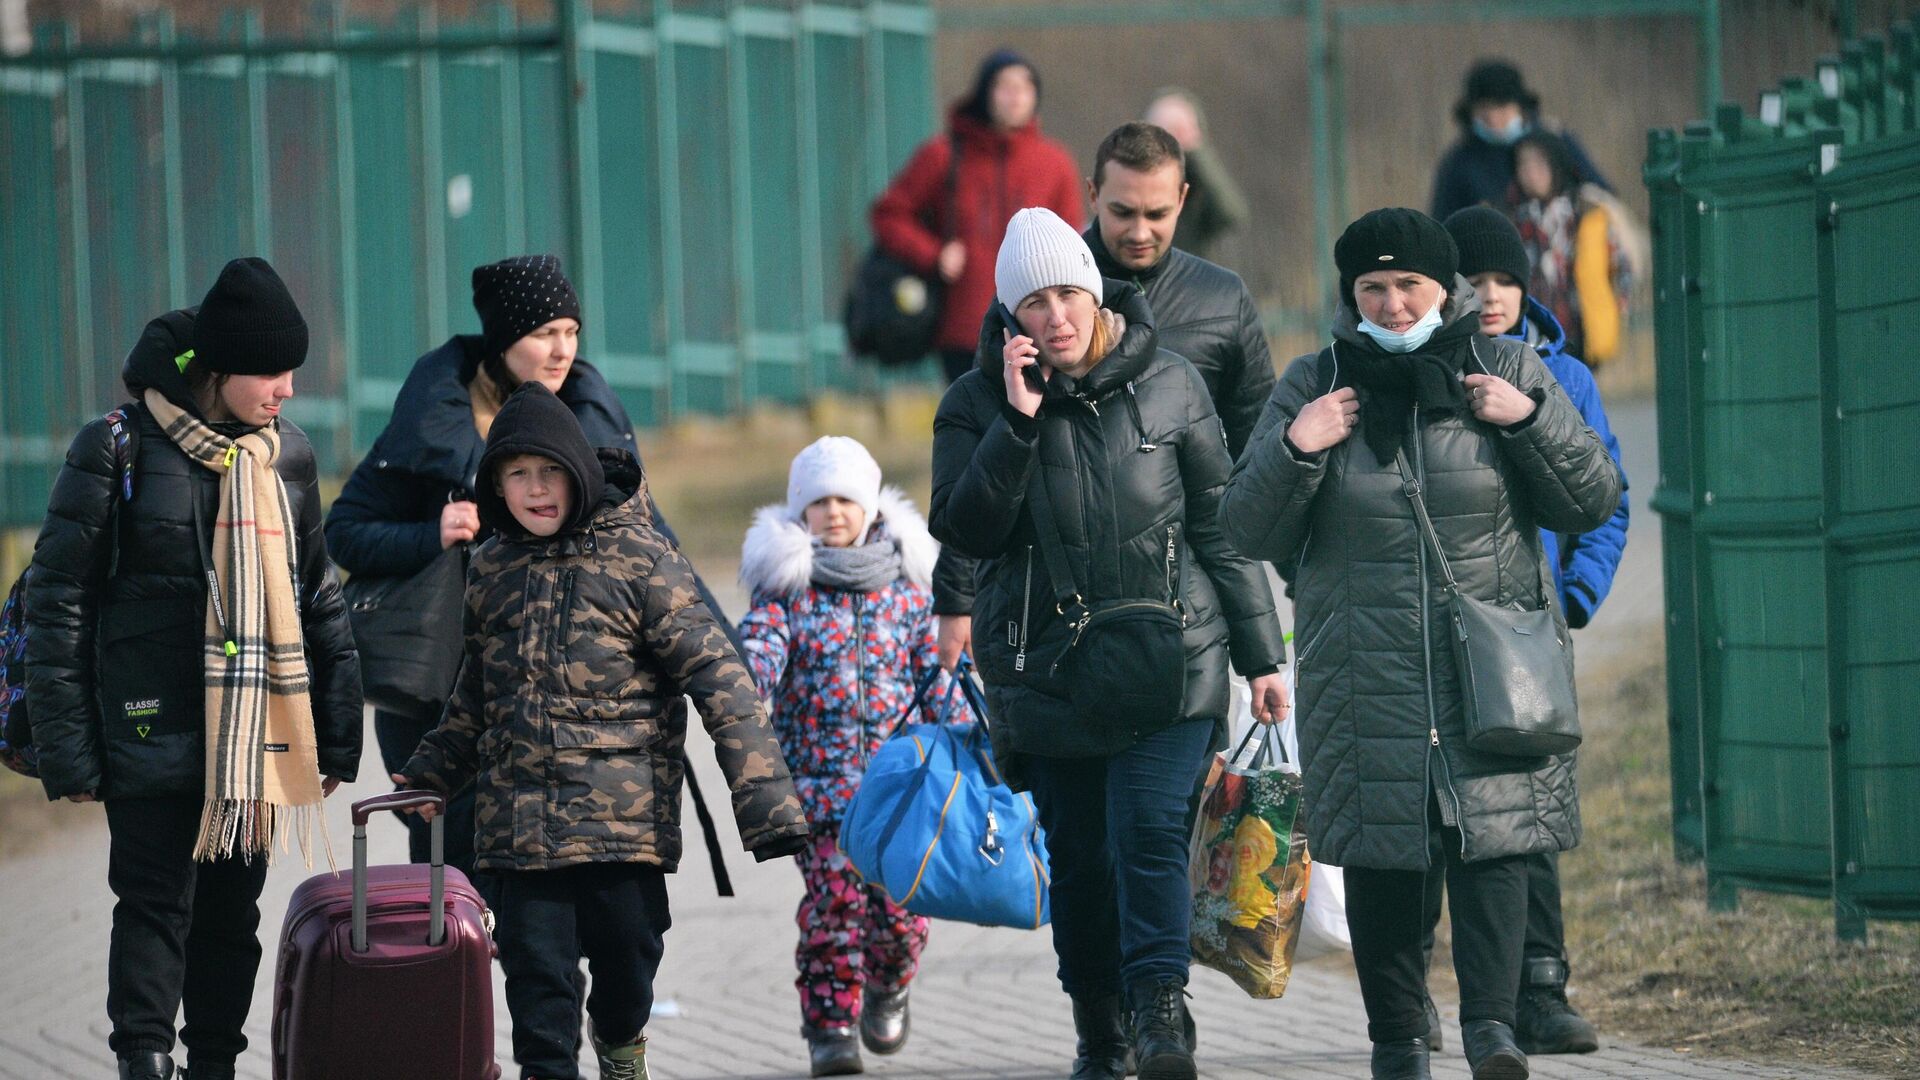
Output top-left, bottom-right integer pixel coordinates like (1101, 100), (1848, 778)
(1515, 956), (1599, 1055)
(1069, 993), (1129, 1080)
(860, 986), (910, 1056)
(1460, 1020), (1529, 1079)
(1369, 1038), (1433, 1080)
(1126, 979), (1196, 1080)
(804, 1026), (863, 1077)
(117, 1053), (174, 1080)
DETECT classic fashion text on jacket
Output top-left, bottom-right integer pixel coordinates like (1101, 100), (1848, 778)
(26, 310), (362, 801)
(1219, 281), (1622, 871)
(737, 491), (946, 825)
(870, 107), (1084, 354)
(401, 452), (809, 872)
(929, 281), (1287, 762)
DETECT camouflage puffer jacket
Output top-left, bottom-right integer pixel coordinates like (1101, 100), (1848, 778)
(402, 452), (809, 872)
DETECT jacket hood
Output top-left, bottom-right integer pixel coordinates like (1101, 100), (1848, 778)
(739, 486), (936, 597)
(1330, 273), (1483, 360)
(120, 306), (204, 414)
(476, 382), (606, 540)
(975, 278), (1159, 401)
(1515, 295), (1568, 359)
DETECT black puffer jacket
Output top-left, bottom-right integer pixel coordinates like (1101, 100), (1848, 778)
(930, 230), (1279, 616)
(930, 282), (1287, 761)
(1218, 280), (1622, 871)
(25, 310), (363, 801)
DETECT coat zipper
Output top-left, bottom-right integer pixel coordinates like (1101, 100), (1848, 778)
(555, 569), (578, 665)
(1014, 545), (1034, 672)
(854, 592), (869, 761)
(1411, 406), (1467, 847)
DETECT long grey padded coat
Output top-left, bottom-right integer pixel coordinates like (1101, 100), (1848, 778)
(1218, 278), (1623, 872)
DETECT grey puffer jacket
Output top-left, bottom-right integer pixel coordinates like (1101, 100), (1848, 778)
(930, 282), (1287, 763)
(1218, 279), (1622, 871)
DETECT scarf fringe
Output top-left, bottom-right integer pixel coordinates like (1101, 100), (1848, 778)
(194, 797), (335, 870)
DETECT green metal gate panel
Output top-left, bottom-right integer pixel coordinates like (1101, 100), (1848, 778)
(0, 75), (65, 525)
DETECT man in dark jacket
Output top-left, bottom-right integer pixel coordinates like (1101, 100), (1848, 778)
(1430, 59), (1610, 222)
(932, 122), (1276, 665)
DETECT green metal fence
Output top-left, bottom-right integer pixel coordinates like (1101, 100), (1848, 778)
(1646, 17), (1920, 939)
(0, 0), (935, 525)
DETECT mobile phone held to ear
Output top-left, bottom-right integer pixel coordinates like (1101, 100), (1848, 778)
(995, 302), (1047, 396)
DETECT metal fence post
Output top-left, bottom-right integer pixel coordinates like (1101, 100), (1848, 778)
(652, 0), (686, 417)
(60, 20), (95, 414)
(330, 2), (359, 459)
(243, 8), (273, 261)
(498, 3), (527, 257)
(413, 6), (448, 344)
(559, 0), (605, 366)
(793, 3), (825, 400)
(1306, 0), (1333, 312)
(152, 11), (188, 310)
(1698, 0), (1723, 115)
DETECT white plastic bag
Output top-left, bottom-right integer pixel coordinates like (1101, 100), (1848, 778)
(1228, 670), (1351, 959)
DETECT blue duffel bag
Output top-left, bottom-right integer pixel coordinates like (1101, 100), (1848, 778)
(839, 657), (1051, 930)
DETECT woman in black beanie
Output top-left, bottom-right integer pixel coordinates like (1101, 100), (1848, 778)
(1219, 209), (1622, 1080)
(325, 254), (743, 876)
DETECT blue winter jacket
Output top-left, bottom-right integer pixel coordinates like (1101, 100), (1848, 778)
(1508, 298), (1628, 628)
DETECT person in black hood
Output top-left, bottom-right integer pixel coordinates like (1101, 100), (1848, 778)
(26, 259), (362, 1080)
(1429, 59), (1610, 222)
(326, 254), (743, 877)
(394, 382), (808, 1080)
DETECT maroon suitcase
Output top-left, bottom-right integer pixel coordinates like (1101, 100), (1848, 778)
(272, 792), (500, 1080)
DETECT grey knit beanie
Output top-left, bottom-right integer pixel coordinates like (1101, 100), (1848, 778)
(994, 208), (1104, 312)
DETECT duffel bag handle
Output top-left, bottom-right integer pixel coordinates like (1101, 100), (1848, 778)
(350, 791), (446, 952)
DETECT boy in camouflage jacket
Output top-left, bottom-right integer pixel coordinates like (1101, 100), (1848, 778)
(398, 383), (808, 1080)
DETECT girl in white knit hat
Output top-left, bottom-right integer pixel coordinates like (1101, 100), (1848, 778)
(928, 207), (1290, 1080)
(736, 435), (947, 1077)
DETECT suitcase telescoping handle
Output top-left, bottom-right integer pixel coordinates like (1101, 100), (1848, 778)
(349, 791), (447, 952)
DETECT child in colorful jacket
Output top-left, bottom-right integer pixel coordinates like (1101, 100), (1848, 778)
(737, 436), (946, 1078)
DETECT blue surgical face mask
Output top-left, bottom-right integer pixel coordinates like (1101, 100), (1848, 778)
(1358, 300), (1445, 354)
(1473, 113), (1529, 146)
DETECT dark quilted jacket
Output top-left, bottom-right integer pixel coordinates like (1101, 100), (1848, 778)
(929, 282), (1288, 762)
(401, 452), (809, 872)
(25, 309), (362, 801)
(1219, 279), (1623, 871)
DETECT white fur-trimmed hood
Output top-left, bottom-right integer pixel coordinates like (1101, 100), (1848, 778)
(739, 485), (937, 596)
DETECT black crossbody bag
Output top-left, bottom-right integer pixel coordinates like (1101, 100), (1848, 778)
(1393, 449), (1581, 757)
(1026, 470), (1188, 731)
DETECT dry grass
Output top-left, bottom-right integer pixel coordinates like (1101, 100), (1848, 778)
(1552, 648), (1920, 1076)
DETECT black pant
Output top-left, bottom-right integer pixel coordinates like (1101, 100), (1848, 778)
(493, 864), (672, 1080)
(1420, 849), (1567, 975)
(1345, 797), (1528, 1043)
(374, 708), (479, 877)
(1025, 719), (1214, 999)
(104, 796), (270, 1066)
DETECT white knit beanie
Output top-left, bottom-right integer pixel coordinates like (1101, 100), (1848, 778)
(995, 207), (1104, 313)
(786, 436), (883, 527)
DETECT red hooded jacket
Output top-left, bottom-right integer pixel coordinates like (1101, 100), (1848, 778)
(870, 107), (1084, 354)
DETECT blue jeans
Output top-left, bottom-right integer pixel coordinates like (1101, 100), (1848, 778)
(1025, 718), (1214, 998)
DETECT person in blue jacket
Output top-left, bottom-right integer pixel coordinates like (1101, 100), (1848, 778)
(326, 254), (743, 878)
(1440, 206), (1628, 1057)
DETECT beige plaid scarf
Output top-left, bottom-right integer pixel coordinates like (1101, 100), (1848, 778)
(145, 389), (325, 864)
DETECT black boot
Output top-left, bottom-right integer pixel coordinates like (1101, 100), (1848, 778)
(1126, 979), (1196, 1080)
(117, 1053), (174, 1080)
(182, 1066), (236, 1080)
(804, 1026), (864, 1077)
(1369, 1038), (1433, 1080)
(1460, 1020), (1529, 1080)
(1069, 994), (1129, 1080)
(860, 986), (909, 1056)
(1421, 993), (1443, 1052)
(1515, 957), (1599, 1055)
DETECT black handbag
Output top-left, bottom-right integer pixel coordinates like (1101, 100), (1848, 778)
(1394, 450), (1581, 757)
(846, 134), (960, 367)
(342, 545), (468, 720)
(1027, 468), (1188, 732)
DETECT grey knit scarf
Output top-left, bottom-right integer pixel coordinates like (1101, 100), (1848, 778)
(810, 533), (904, 593)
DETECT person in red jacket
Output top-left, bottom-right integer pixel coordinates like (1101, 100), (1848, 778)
(870, 49), (1084, 382)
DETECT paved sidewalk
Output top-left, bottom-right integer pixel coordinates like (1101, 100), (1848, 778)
(0, 400), (1875, 1079)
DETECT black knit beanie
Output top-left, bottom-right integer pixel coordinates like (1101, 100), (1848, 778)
(472, 255), (583, 360)
(1444, 206), (1531, 296)
(477, 382), (606, 538)
(1335, 208), (1458, 309)
(193, 257), (308, 375)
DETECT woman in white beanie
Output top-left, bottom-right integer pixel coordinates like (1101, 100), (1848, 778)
(929, 208), (1290, 1080)
(736, 436), (946, 1077)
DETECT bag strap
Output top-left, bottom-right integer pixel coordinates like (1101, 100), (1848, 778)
(679, 751), (735, 897)
(1229, 718), (1290, 770)
(1025, 468), (1086, 616)
(1392, 448), (1460, 593)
